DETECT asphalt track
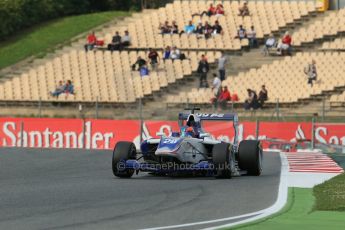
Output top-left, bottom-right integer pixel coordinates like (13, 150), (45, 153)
(0, 148), (281, 230)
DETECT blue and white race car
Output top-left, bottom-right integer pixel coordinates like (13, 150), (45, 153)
(112, 109), (262, 179)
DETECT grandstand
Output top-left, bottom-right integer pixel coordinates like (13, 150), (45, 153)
(321, 37), (345, 51)
(168, 52), (345, 104)
(0, 50), (219, 103)
(292, 8), (345, 47)
(1, 1), (345, 119)
(100, 1), (317, 50)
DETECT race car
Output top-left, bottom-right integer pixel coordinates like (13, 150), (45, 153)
(112, 109), (262, 179)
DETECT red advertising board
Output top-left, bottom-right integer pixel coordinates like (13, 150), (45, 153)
(0, 118), (344, 149)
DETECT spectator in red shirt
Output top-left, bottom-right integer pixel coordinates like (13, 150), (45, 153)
(231, 93), (239, 102)
(84, 32), (97, 52)
(215, 4), (225, 16)
(277, 31), (292, 56)
(148, 48), (160, 71)
(217, 86), (231, 110)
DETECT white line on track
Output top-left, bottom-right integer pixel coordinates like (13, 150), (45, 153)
(140, 153), (289, 230)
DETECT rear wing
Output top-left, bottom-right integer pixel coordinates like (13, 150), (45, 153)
(178, 113), (239, 148)
(178, 113), (238, 122)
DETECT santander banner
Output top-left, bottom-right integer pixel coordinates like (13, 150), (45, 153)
(0, 118), (345, 149)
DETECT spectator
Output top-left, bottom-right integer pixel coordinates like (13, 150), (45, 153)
(204, 21), (213, 39)
(140, 64), (150, 77)
(197, 55), (209, 88)
(107, 31), (122, 51)
(262, 33), (276, 56)
(181, 21), (196, 35)
(304, 60), (317, 87)
(258, 85), (268, 108)
(217, 52), (227, 81)
(212, 74), (222, 96)
(213, 20), (223, 35)
(211, 73), (221, 107)
(236, 25), (247, 40)
(217, 86), (231, 110)
(163, 46), (171, 60)
(277, 31), (292, 56)
(84, 32), (97, 52)
(247, 26), (257, 48)
(231, 92), (239, 102)
(159, 21), (171, 34)
(170, 46), (181, 60)
(65, 80), (75, 95)
(244, 89), (259, 110)
(238, 2), (250, 16)
(192, 3), (216, 18)
(215, 4), (225, 17)
(122, 31), (131, 47)
(195, 22), (204, 38)
(132, 56), (147, 71)
(171, 21), (179, 34)
(148, 48), (160, 70)
(50, 80), (66, 97)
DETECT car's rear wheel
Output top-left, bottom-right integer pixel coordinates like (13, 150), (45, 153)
(112, 142), (137, 178)
(238, 140), (262, 176)
(212, 143), (232, 179)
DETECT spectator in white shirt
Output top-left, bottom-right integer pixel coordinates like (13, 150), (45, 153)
(170, 46), (181, 60)
(211, 73), (221, 108)
(247, 26), (257, 48)
(212, 73), (222, 95)
(122, 30), (131, 47)
(236, 25), (246, 40)
(262, 33), (276, 56)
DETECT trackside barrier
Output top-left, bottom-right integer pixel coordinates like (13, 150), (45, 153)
(0, 118), (345, 150)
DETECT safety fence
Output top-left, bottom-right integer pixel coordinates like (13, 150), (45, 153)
(0, 118), (345, 151)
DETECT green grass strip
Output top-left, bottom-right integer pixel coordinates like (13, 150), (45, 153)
(0, 11), (129, 70)
(314, 173), (345, 211)
(229, 188), (345, 230)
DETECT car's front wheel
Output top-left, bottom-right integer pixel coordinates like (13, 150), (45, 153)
(112, 142), (137, 178)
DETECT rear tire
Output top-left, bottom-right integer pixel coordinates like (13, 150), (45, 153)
(212, 143), (232, 179)
(238, 140), (262, 176)
(112, 142), (137, 178)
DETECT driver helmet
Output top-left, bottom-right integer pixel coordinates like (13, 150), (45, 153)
(186, 114), (200, 127)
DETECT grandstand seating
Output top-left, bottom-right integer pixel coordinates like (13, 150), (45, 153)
(330, 92), (345, 107)
(321, 37), (345, 50)
(99, 1), (317, 51)
(292, 8), (345, 46)
(0, 1), (324, 105)
(0, 50), (220, 103)
(168, 52), (345, 105)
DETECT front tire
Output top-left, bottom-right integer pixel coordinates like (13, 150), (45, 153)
(112, 142), (137, 178)
(212, 143), (232, 179)
(238, 140), (262, 176)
